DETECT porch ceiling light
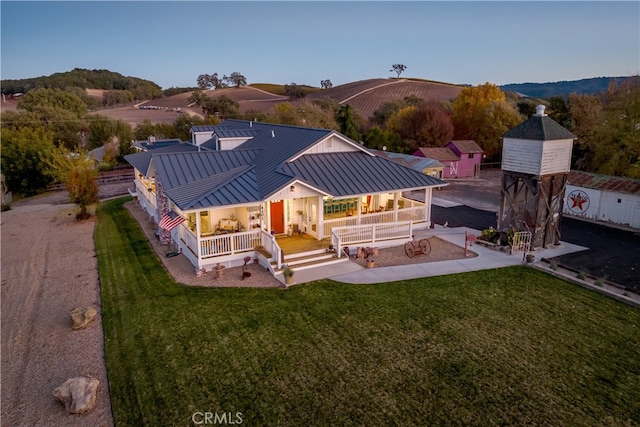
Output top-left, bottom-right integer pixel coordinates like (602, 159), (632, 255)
(290, 185), (296, 193)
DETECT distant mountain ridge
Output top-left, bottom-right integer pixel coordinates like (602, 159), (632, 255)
(499, 76), (633, 98)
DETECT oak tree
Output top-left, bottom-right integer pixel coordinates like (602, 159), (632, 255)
(390, 64), (407, 78)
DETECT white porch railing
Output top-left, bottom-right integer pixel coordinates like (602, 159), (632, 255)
(331, 221), (413, 258)
(200, 230), (262, 258)
(260, 232), (282, 270)
(323, 206), (425, 239)
(135, 180), (157, 216)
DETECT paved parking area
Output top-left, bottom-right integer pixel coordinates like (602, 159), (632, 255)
(426, 171), (640, 291)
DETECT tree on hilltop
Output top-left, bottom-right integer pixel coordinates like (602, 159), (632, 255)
(321, 79), (333, 89)
(225, 72), (247, 88)
(285, 83), (306, 99)
(390, 64), (407, 78)
(197, 73), (226, 90)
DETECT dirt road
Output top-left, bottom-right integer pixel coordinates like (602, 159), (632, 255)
(1, 198), (113, 426)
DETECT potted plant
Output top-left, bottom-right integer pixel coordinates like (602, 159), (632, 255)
(365, 257), (375, 268)
(525, 253), (535, 263)
(283, 266), (294, 285)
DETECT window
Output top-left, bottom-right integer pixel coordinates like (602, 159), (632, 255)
(468, 153), (474, 159)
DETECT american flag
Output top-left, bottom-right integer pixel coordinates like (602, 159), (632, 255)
(158, 210), (186, 231)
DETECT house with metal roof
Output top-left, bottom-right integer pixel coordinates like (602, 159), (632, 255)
(126, 120), (447, 277)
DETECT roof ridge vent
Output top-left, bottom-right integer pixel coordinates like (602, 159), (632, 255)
(535, 105), (547, 117)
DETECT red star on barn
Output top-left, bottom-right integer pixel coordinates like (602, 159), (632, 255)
(570, 192), (588, 211)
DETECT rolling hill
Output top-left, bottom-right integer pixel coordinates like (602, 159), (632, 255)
(82, 78), (464, 126)
(499, 76), (633, 98)
(5, 71), (631, 128)
(128, 78), (463, 122)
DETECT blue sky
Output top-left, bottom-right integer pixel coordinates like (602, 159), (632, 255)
(1, 1), (638, 89)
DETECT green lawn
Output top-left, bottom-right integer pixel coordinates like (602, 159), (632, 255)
(96, 198), (640, 426)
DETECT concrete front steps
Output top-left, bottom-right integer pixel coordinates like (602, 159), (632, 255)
(273, 249), (349, 277)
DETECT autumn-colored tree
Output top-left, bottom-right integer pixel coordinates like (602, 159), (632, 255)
(451, 82), (523, 159)
(387, 101), (454, 153)
(46, 147), (99, 220)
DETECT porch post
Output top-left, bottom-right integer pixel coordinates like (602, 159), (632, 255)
(393, 192), (399, 222)
(424, 188), (431, 226)
(195, 211), (202, 259)
(317, 195), (324, 238)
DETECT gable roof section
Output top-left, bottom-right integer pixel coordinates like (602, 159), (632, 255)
(503, 115), (576, 140)
(152, 150), (265, 210)
(152, 149), (261, 190)
(234, 123), (332, 197)
(163, 166), (260, 209)
(283, 152), (446, 197)
(416, 147), (460, 162)
(448, 140), (483, 153)
(124, 143), (200, 175)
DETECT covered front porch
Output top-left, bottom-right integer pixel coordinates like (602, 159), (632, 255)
(170, 189), (431, 275)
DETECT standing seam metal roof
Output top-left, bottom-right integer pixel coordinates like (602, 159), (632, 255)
(131, 120), (449, 211)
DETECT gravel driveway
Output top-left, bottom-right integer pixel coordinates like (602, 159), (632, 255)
(1, 199), (113, 426)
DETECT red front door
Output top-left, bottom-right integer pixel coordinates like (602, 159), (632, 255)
(270, 200), (285, 234)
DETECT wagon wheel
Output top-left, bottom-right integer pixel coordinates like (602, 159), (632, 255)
(404, 241), (416, 258)
(419, 238), (432, 256)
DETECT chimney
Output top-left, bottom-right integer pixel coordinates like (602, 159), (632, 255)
(535, 105), (547, 117)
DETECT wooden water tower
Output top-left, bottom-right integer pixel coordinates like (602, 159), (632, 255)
(498, 105), (576, 248)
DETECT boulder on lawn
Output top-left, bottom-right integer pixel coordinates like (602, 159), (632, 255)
(54, 376), (99, 414)
(70, 307), (97, 330)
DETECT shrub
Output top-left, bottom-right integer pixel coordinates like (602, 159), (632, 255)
(480, 227), (500, 244)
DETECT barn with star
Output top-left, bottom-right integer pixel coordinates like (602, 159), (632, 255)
(564, 170), (640, 229)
